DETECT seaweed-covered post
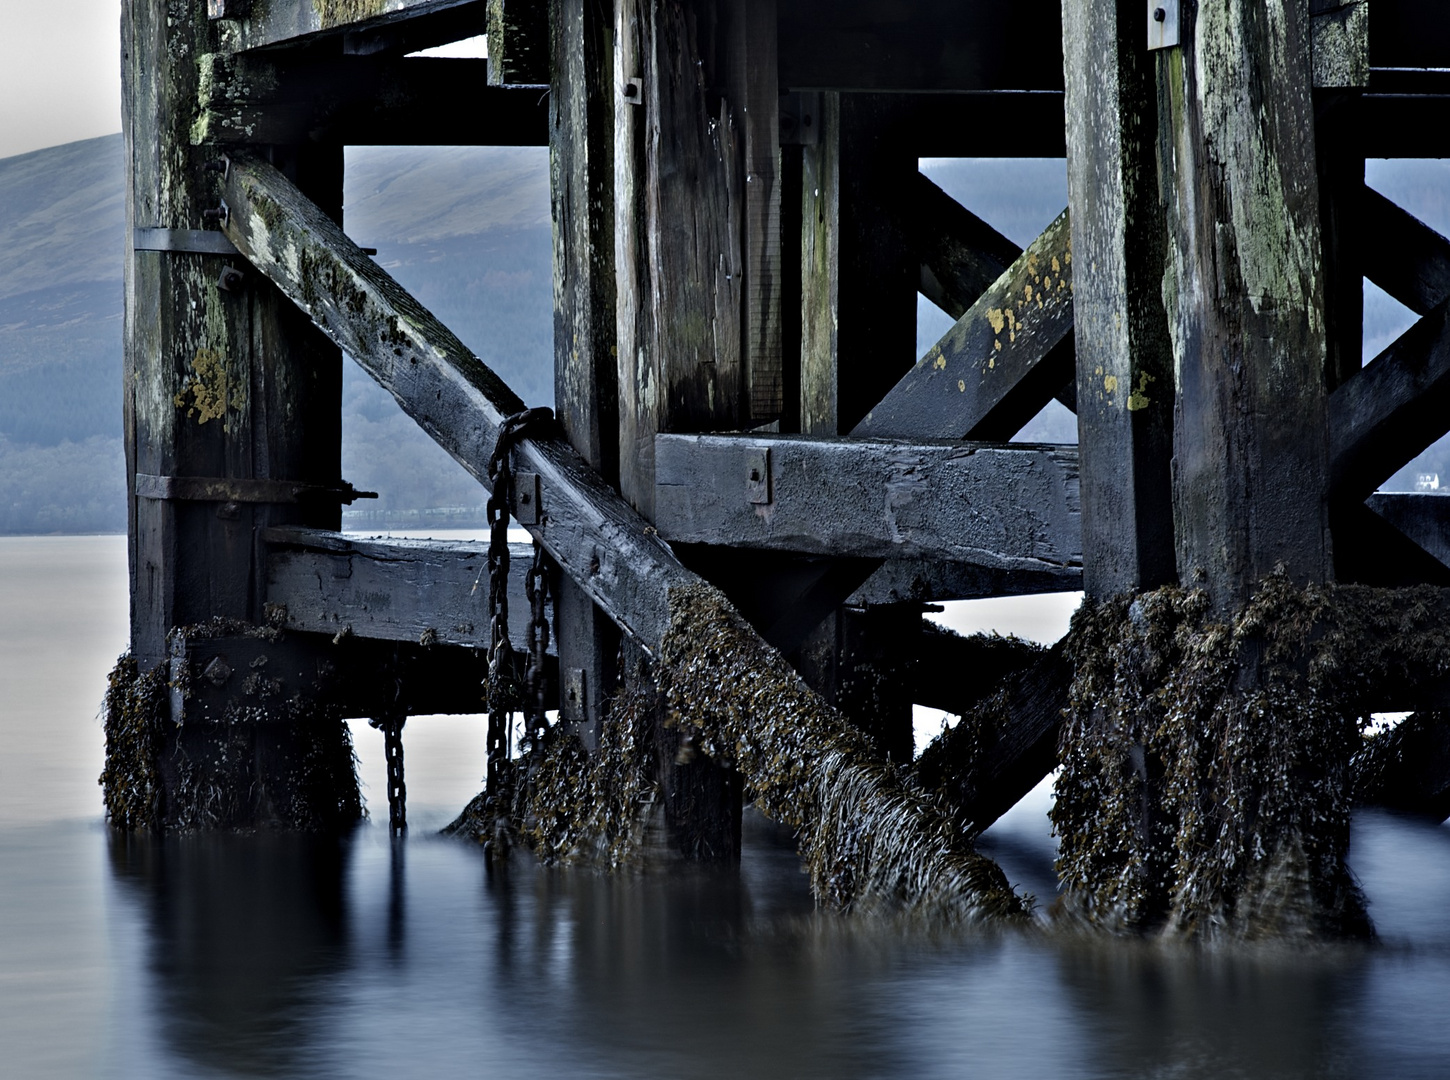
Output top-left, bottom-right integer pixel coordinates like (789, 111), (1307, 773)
(110, 0), (360, 830)
(1056, 0), (1365, 937)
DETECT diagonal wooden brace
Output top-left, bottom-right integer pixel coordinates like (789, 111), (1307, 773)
(220, 153), (694, 654)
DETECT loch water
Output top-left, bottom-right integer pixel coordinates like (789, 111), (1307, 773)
(5, 535), (1450, 1079)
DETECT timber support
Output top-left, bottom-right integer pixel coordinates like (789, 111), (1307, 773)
(115, 0), (1450, 936)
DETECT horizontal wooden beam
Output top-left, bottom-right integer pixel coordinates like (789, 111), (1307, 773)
(1361, 186), (1450, 317)
(654, 434), (1081, 571)
(847, 559), (1081, 605)
(263, 527), (552, 650)
(1329, 296), (1450, 499)
(218, 0), (486, 56)
(1331, 500), (1450, 587)
(778, 0), (1063, 92)
(857, 210), (1075, 443)
(194, 56), (548, 146)
(221, 154), (697, 654)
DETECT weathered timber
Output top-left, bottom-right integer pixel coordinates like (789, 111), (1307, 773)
(216, 0), (486, 55)
(1328, 297), (1450, 500)
(1316, 91), (1364, 390)
(654, 434), (1081, 571)
(263, 527), (552, 651)
(1062, 0), (1176, 597)
(219, 154), (696, 653)
(550, 0), (619, 737)
(488, 0), (550, 84)
(812, 95), (918, 435)
(1331, 501), (1450, 588)
(777, 0), (1063, 92)
(914, 643), (1070, 838)
(1355, 712), (1450, 823)
(193, 56), (549, 146)
(1358, 93), (1450, 159)
(1158, 0), (1332, 608)
(1365, 494), (1450, 570)
(126, 5), (344, 667)
(846, 560), (1081, 606)
(854, 210), (1075, 444)
(1310, 0), (1368, 89)
(614, 0), (743, 520)
(913, 622), (1042, 716)
(727, 0), (783, 426)
(909, 172), (1021, 322)
(123, 0), (361, 831)
(1361, 187), (1450, 318)
(1368, 0), (1450, 70)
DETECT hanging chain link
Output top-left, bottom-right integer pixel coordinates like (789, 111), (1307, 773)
(524, 539), (552, 750)
(482, 407), (554, 857)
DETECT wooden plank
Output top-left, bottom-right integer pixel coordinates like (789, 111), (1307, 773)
(1062, 0), (1176, 597)
(777, 0), (1063, 93)
(488, 0), (550, 84)
(613, 0), (744, 520)
(914, 643), (1070, 837)
(1360, 93), (1450, 159)
(263, 527), (552, 650)
(910, 173), (1020, 322)
(846, 559), (1081, 606)
(854, 211), (1075, 444)
(193, 56), (549, 146)
(1361, 187), (1450, 318)
(1331, 500), (1450, 587)
(220, 153), (699, 654)
(1365, 493), (1450, 570)
(1316, 92), (1365, 390)
(550, 0), (620, 737)
(654, 434), (1082, 570)
(1328, 297), (1450, 500)
(217, 0), (486, 55)
(1158, 0), (1332, 610)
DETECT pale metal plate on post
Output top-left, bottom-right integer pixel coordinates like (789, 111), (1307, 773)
(1148, 0), (1181, 50)
(745, 448), (772, 505)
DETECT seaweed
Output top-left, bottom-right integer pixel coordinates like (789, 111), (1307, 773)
(1053, 574), (1450, 940)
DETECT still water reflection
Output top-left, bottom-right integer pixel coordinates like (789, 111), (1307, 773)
(5, 537), (1450, 1078)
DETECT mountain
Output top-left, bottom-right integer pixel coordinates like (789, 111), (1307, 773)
(1, 138), (1448, 533)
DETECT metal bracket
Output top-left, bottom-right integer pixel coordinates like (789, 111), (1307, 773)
(780, 92), (821, 147)
(745, 448), (772, 506)
(563, 668), (587, 724)
(1148, 0), (1181, 50)
(133, 228), (239, 257)
(513, 471), (542, 525)
(135, 474), (378, 504)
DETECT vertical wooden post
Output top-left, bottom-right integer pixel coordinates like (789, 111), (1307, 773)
(613, 0), (761, 858)
(121, 0), (355, 829)
(1159, 0), (1332, 608)
(551, 0), (621, 744)
(796, 93), (917, 763)
(1062, 0), (1176, 600)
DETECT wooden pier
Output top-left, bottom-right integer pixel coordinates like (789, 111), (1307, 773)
(112, 0), (1450, 935)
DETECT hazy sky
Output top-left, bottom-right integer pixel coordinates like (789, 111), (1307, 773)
(0, 0), (122, 159)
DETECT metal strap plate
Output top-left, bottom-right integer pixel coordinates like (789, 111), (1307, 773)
(133, 228), (239, 256)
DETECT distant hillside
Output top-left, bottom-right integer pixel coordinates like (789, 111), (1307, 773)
(1, 137), (1448, 532)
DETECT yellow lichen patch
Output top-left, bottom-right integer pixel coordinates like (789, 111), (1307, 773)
(1051, 256), (1061, 274)
(1103, 374), (1119, 395)
(994, 339), (1002, 352)
(958, 379), (966, 392)
(1024, 283), (1033, 302)
(175, 347), (228, 425)
(987, 308), (1006, 334)
(933, 352), (947, 371)
(1127, 371), (1155, 411)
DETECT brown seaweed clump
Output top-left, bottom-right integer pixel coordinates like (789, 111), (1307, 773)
(445, 684), (661, 868)
(100, 653), (169, 830)
(1053, 574), (1450, 941)
(657, 582), (1029, 924)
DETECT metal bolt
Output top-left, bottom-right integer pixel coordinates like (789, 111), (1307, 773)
(1154, 7), (1166, 21)
(217, 266), (245, 292)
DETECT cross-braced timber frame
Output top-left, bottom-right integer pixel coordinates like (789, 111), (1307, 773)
(119, 0), (1450, 923)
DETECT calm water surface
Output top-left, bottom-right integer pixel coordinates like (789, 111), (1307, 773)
(4, 535), (1450, 1078)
